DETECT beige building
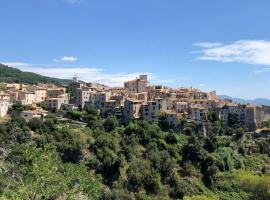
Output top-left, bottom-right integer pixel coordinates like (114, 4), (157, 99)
(207, 90), (217, 100)
(5, 83), (24, 90)
(188, 99), (218, 110)
(46, 94), (69, 112)
(132, 92), (148, 101)
(47, 88), (66, 98)
(124, 75), (148, 93)
(0, 101), (9, 117)
(0, 92), (10, 102)
(18, 91), (35, 105)
(33, 88), (47, 103)
(20, 109), (48, 122)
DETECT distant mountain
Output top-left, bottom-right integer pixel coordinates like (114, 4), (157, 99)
(219, 95), (270, 106)
(0, 64), (71, 86)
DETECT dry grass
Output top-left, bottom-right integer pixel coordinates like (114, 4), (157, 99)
(0, 115), (10, 124)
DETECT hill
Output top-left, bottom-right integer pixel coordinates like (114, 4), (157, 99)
(0, 64), (71, 85)
(1, 107), (270, 199)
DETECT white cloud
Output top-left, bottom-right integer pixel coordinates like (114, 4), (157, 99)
(59, 56), (77, 62)
(193, 42), (223, 48)
(2, 62), (31, 68)
(5, 62), (152, 87)
(195, 40), (270, 65)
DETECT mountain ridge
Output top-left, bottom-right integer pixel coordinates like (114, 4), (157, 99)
(219, 95), (270, 106)
(0, 64), (71, 86)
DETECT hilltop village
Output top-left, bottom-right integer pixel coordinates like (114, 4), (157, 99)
(0, 75), (270, 133)
(1, 75), (270, 200)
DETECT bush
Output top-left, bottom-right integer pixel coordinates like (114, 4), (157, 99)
(28, 117), (44, 131)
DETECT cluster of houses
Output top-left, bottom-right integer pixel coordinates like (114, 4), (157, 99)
(70, 75), (270, 131)
(0, 75), (270, 131)
(0, 83), (66, 121)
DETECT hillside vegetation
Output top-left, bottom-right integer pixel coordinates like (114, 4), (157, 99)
(0, 64), (71, 85)
(1, 105), (270, 199)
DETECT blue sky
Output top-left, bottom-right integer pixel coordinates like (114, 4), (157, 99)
(1, 0), (270, 99)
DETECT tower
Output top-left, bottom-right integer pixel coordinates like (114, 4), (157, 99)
(73, 74), (78, 82)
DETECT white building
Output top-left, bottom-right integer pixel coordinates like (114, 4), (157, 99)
(0, 101), (9, 117)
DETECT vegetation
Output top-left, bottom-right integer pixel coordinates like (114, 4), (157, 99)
(0, 64), (71, 85)
(0, 107), (270, 199)
(262, 120), (270, 128)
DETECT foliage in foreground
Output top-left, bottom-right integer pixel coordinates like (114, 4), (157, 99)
(0, 108), (270, 199)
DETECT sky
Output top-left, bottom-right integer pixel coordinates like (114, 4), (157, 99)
(1, 0), (270, 99)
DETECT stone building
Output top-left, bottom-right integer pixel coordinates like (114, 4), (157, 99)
(124, 75), (148, 93)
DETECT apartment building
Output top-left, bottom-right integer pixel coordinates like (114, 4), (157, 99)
(124, 99), (144, 122)
(189, 106), (208, 122)
(90, 92), (112, 110)
(33, 88), (47, 103)
(218, 104), (261, 131)
(175, 102), (189, 113)
(142, 100), (162, 122)
(75, 88), (93, 108)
